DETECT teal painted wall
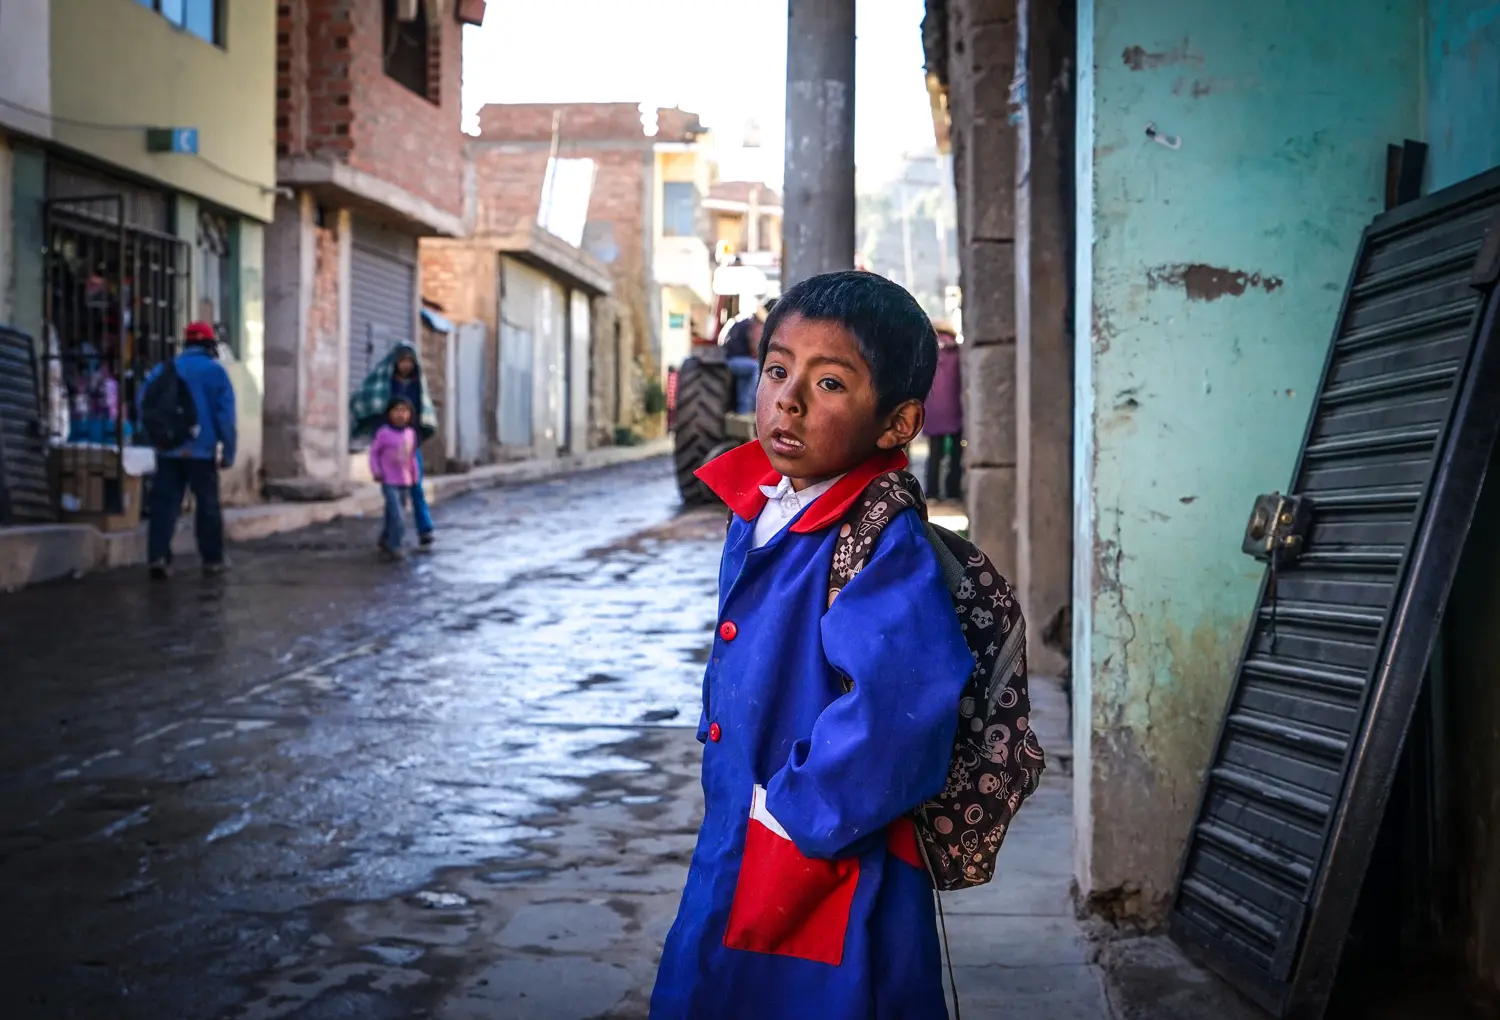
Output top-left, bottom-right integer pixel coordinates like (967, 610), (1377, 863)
(1073, 0), (1422, 917)
(9, 144), (45, 349)
(1426, 1), (1500, 191)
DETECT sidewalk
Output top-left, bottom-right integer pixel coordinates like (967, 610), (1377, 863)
(943, 675), (1113, 1019)
(0, 439), (671, 591)
(379, 677), (1112, 1020)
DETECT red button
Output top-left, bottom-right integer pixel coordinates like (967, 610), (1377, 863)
(719, 621), (738, 642)
(708, 722), (722, 743)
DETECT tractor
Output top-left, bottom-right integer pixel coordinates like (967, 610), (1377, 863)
(672, 261), (771, 504)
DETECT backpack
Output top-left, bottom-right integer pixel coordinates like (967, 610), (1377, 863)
(140, 358), (200, 451)
(828, 469), (1045, 891)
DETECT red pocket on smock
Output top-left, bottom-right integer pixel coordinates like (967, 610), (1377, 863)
(722, 785), (860, 966)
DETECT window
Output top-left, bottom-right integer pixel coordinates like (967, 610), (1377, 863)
(662, 182), (699, 238)
(197, 210), (234, 351)
(383, 0), (433, 100)
(135, 0), (222, 47)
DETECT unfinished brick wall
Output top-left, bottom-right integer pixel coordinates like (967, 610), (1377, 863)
(476, 103), (646, 142)
(471, 104), (656, 371)
(470, 148), (550, 234)
(418, 242), (487, 321)
(277, 0), (463, 219)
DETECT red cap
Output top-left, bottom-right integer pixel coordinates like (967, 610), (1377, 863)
(184, 321), (217, 343)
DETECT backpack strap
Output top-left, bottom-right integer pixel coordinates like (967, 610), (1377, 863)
(827, 470), (927, 610)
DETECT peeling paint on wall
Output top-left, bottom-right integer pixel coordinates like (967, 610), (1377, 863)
(1146, 263), (1284, 300)
(1121, 39), (1204, 70)
(1075, 0), (1421, 923)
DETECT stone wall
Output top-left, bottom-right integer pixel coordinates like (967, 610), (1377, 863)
(941, 0), (1020, 579)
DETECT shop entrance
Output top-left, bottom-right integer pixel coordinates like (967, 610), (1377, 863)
(42, 193), (188, 522)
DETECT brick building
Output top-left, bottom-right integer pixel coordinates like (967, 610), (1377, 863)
(263, 0), (483, 496)
(469, 103), (716, 398)
(421, 226), (615, 463)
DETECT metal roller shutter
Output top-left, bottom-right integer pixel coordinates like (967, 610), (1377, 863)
(0, 328), (53, 524)
(1170, 167), (1500, 1018)
(349, 219), (417, 401)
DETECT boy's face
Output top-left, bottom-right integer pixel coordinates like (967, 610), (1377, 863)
(756, 313), (923, 489)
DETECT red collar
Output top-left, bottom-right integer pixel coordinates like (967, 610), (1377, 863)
(694, 441), (909, 534)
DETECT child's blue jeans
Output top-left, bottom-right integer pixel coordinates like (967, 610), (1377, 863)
(381, 484), (411, 549)
(411, 449), (434, 538)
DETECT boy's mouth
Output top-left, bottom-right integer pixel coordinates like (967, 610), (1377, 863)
(768, 428), (805, 456)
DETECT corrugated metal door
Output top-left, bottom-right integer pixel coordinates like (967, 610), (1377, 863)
(1170, 168), (1500, 1018)
(569, 290), (591, 455)
(349, 219), (416, 398)
(499, 258), (535, 448)
(538, 276), (567, 453)
(0, 327), (53, 524)
(454, 322), (487, 465)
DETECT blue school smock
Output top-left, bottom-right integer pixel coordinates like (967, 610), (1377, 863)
(650, 442), (976, 1020)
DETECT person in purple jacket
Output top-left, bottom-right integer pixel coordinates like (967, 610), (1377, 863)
(923, 318), (964, 501)
(650, 272), (974, 1020)
(368, 397), (420, 561)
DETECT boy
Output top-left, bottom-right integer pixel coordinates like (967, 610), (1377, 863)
(650, 272), (975, 1019)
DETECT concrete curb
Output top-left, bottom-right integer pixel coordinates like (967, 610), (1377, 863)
(0, 439), (672, 592)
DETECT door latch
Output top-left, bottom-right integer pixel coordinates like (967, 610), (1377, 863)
(1242, 492), (1312, 563)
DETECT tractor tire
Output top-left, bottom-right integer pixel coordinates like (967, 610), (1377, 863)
(673, 358), (734, 505)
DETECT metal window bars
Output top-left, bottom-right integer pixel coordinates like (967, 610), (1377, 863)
(42, 194), (188, 519)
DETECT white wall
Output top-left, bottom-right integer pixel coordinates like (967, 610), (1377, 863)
(0, 0), (52, 140)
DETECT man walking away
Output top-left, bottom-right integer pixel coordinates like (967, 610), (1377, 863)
(141, 321), (237, 578)
(923, 318), (963, 502)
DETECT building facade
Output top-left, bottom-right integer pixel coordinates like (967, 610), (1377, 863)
(263, 0), (480, 498)
(2, 0), (276, 519)
(420, 225), (614, 464)
(705, 180), (784, 306)
(470, 103), (716, 405)
(928, 0), (1500, 1006)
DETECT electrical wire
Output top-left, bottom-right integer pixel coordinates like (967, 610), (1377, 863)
(0, 95), (277, 195)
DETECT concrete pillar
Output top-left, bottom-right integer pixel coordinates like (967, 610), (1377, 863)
(947, 0), (1019, 578)
(262, 193), (313, 482)
(1015, 0), (1074, 675)
(783, 0), (856, 287)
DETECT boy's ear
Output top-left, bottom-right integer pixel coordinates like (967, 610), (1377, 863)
(877, 399), (925, 451)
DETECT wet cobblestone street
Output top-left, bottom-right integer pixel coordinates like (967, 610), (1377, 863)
(0, 457), (1107, 1020)
(0, 460), (722, 1020)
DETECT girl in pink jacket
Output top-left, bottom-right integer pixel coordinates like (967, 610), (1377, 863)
(368, 397), (420, 560)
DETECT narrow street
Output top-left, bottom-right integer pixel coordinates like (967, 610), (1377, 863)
(0, 459), (1104, 1020)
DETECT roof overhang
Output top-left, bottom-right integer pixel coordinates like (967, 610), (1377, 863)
(278, 157), (465, 236)
(485, 222), (614, 295)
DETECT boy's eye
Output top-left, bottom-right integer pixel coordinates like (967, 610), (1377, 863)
(765, 364), (787, 380)
(817, 377), (845, 392)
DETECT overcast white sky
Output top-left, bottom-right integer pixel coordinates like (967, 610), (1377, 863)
(462, 0), (936, 187)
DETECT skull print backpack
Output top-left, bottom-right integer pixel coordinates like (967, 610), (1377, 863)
(827, 469), (1046, 891)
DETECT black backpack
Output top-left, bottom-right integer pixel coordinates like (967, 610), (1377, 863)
(828, 469), (1046, 891)
(140, 358), (200, 451)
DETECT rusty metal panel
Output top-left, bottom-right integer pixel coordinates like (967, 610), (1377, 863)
(1170, 166), (1500, 1018)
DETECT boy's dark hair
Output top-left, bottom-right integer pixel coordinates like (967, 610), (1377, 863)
(387, 395), (415, 418)
(760, 271), (938, 413)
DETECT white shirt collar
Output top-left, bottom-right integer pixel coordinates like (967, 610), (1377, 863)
(758, 473), (842, 509)
(751, 473), (845, 549)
